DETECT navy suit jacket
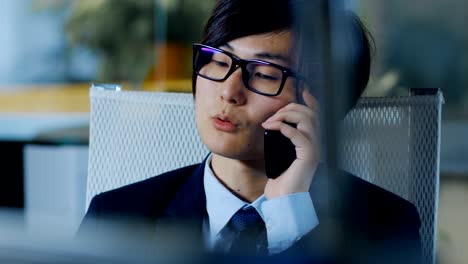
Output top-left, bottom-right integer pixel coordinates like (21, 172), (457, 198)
(79, 162), (421, 263)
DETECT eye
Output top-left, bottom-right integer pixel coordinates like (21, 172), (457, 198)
(254, 72), (279, 81)
(213, 60), (230, 68)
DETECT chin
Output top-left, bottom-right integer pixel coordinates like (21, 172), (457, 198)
(201, 133), (262, 161)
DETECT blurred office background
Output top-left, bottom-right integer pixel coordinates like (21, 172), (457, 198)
(0, 0), (466, 263)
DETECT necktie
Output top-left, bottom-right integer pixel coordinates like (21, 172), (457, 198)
(228, 206), (267, 255)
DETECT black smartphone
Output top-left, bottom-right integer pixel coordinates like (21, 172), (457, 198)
(264, 122), (296, 179)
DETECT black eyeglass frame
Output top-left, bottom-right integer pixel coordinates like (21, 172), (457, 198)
(193, 43), (307, 97)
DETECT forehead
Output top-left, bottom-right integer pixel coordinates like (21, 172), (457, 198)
(222, 30), (293, 65)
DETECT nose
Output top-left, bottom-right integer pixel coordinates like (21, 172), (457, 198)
(220, 67), (247, 105)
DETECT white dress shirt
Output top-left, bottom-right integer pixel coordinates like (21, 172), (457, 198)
(203, 154), (319, 254)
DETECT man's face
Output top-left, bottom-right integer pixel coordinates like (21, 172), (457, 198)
(195, 30), (298, 161)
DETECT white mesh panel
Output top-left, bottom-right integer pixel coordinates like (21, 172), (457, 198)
(87, 88), (208, 210)
(340, 93), (443, 264)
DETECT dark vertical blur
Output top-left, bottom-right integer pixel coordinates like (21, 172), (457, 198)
(0, 141), (24, 210)
(293, 0), (357, 259)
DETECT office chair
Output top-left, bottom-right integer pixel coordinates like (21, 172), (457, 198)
(339, 88), (443, 264)
(86, 84), (443, 263)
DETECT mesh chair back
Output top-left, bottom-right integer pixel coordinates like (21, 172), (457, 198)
(87, 86), (208, 209)
(340, 89), (443, 264)
(87, 85), (442, 263)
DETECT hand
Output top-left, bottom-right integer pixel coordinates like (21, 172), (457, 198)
(261, 89), (320, 199)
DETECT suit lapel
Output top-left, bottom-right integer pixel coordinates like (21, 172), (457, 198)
(165, 160), (207, 219)
(159, 159), (207, 249)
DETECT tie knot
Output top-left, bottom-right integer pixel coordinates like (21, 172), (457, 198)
(230, 206), (264, 231)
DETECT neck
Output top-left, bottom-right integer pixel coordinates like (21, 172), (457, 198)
(210, 154), (268, 203)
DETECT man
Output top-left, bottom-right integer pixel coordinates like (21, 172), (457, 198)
(80, 1), (421, 263)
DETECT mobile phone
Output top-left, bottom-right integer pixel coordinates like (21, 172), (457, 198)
(264, 122), (296, 179)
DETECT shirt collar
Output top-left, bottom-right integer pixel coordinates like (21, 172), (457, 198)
(203, 154), (266, 241)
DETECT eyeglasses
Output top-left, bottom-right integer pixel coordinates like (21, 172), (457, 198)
(193, 44), (305, 96)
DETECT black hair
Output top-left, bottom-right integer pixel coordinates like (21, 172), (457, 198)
(193, 0), (373, 114)
(345, 12), (374, 111)
(201, 0), (294, 47)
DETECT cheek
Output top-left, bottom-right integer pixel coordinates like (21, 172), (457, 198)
(194, 78), (216, 135)
(194, 79), (215, 116)
(250, 94), (295, 123)
(194, 95), (208, 131)
(195, 77), (215, 98)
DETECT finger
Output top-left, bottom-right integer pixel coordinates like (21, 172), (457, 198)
(275, 99), (318, 119)
(263, 109), (317, 129)
(262, 112), (318, 144)
(264, 107), (319, 142)
(266, 104), (315, 124)
(277, 102), (313, 114)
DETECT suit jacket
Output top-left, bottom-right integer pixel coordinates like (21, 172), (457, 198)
(79, 161), (422, 263)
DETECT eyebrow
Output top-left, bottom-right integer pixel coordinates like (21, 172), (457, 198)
(221, 43), (290, 65)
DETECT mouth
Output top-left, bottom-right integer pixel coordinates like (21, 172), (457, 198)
(212, 115), (238, 132)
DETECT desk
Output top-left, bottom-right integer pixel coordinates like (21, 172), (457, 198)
(0, 81), (191, 113)
(0, 81), (191, 141)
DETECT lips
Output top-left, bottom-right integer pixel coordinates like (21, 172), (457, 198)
(212, 115), (238, 132)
